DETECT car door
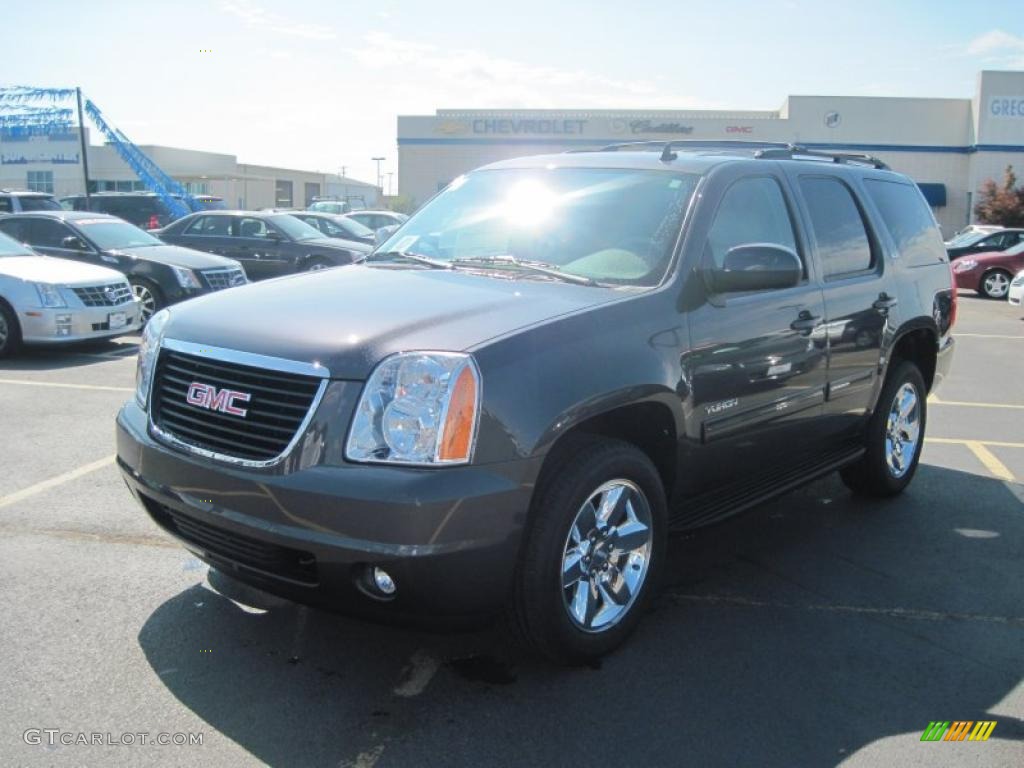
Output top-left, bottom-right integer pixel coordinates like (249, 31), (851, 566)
(173, 215), (234, 257)
(684, 170), (828, 495)
(228, 217), (289, 279)
(787, 172), (894, 436)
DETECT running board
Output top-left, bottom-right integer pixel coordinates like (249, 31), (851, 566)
(668, 444), (864, 531)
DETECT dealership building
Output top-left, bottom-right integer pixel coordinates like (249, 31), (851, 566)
(0, 132), (380, 210)
(398, 70), (1024, 237)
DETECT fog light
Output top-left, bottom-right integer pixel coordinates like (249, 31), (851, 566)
(373, 567), (396, 596)
(56, 314), (73, 337)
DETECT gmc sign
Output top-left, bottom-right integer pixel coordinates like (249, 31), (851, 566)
(186, 382), (252, 417)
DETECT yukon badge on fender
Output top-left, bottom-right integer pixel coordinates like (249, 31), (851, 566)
(117, 143), (954, 665)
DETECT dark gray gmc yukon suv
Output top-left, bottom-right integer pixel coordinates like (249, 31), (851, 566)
(116, 143), (955, 664)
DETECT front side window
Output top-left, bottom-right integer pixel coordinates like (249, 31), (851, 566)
(799, 177), (874, 278)
(864, 179), (945, 266)
(29, 219), (75, 249)
(236, 217), (270, 239)
(374, 167), (700, 286)
(704, 176), (800, 273)
(266, 214), (323, 241)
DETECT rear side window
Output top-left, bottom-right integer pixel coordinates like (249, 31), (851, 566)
(19, 197), (60, 212)
(0, 197), (12, 213)
(863, 180), (946, 266)
(185, 215), (231, 236)
(705, 176), (801, 272)
(799, 177), (874, 278)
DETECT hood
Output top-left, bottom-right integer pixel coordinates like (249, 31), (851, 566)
(161, 264), (622, 380)
(109, 243), (238, 269)
(0, 255), (126, 286)
(305, 237), (372, 253)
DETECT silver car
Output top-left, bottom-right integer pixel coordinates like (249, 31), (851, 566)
(0, 230), (142, 357)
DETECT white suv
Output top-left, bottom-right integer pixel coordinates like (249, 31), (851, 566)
(0, 189), (61, 214)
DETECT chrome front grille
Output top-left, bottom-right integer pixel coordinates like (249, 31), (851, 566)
(150, 346), (324, 464)
(200, 267), (247, 291)
(72, 282), (133, 307)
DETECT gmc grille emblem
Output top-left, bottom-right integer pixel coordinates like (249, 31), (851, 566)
(186, 382), (251, 417)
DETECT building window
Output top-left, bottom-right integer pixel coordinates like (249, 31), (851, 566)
(275, 180), (293, 208)
(304, 182), (320, 207)
(184, 181), (210, 194)
(26, 171), (54, 194)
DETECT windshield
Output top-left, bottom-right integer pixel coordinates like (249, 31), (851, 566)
(946, 231), (987, 247)
(74, 219), (163, 249)
(19, 196), (61, 212)
(271, 214), (325, 241)
(0, 230), (32, 256)
(338, 217), (374, 238)
(374, 168), (699, 286)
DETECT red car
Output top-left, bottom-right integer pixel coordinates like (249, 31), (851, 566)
(952, 241), (1024, 299)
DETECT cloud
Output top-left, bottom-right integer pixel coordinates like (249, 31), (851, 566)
(964, 29), (1024, 67)
(219, 0), (336, 41)
(344, 32), (708, 110)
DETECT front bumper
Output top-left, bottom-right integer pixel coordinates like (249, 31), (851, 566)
(20, 301), (142, 344)
(116, 400), (538, 621)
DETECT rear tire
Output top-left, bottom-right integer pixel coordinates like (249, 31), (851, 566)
(302, 257), (335, 272)
(841, 361), (926, 497)
(506, 437), (667, 665)
(980, 269), (1012, 299)
(0, 301), (22, 358)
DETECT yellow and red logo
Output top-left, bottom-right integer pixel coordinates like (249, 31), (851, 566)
(920, 721), (996, 742)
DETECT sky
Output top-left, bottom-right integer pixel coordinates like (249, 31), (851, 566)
(2, 0), (1022, 187)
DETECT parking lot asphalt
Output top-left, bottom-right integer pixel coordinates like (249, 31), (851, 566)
(1, 294), (1022, 768)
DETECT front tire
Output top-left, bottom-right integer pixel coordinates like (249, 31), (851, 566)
(980, 269), (1011, 299)
(130, 279), (164, 325)
(841, 361), (926, 497)
(0, 301), (22, 358)
(506, 437), (667, 665)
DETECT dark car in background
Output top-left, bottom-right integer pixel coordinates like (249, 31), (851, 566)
(0, 189), (61, 213)
(61, 192), (183, 230)
(287, 211), (376, 246)
(0, 212), (246, 322)
(345, 210), (409, 232)
(155, 210), (370, 279)
(945, 227), (1024, 261)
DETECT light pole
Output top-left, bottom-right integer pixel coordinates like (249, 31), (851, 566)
(386, 172), (393, 197)
(371, 156), (385, 194)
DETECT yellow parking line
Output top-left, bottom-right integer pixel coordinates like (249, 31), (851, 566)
(929, 395), (1024, 410)
(964, 441), (1015, 482)
(0, 455), (116, 510)
(0, 378), (133, 393)
(927, 437), (1024, 449)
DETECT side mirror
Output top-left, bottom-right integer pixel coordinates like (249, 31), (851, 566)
(707, 244), (802, 294)
(62, 235), (88, 251)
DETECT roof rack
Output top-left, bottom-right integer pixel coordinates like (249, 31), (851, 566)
(566, 140), (890, 170)
(754, 144), (890, 170)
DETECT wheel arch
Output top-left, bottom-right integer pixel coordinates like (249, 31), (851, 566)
(887, 323), (938, 393)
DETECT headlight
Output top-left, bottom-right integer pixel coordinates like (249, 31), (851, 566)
(135, 308), (170, 409)
(345, 352), (481, 465)
(952, 259), (977, 273)
(170, 265), (201, 289)
(32, 282), (67, 308)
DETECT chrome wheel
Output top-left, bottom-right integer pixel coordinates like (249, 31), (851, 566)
(983, 272), (1010, 298)
(885, 382), (921, 478)
(307, 261), (329, 271)
(561, 479), (653, 633)
(132, 283), (157, 323)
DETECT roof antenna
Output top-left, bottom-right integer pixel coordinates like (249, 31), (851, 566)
(660, 142), (677, 162)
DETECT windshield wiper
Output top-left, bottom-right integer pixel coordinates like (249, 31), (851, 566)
(368, 250), (452, 270)
(450, 255), (597, 286)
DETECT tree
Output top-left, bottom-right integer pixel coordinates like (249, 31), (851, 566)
(974, 165), (1024, 227)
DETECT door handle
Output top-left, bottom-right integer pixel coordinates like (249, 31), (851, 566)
(873, 293), (898, 311)
(790, 310), (821, 333)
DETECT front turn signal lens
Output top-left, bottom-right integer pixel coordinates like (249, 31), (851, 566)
(439, 364), (479, 462)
